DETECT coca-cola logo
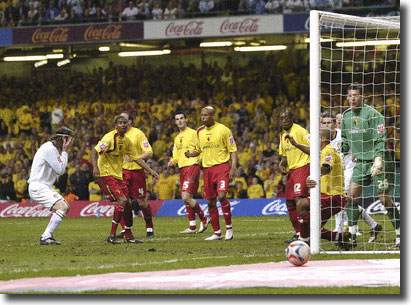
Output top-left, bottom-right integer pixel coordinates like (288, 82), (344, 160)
(165, 21), (203, 37)
(84, 24), (122, 41)
(262, 199), (288, 216)
(0, 204), (52, 218)
(220, 18), (259, 34)
(32, 27), (69, 44)
(80, 202), (114, 217)
(177, 200), (240, 216)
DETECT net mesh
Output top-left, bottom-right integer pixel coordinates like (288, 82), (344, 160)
(315, 11), (400, 253)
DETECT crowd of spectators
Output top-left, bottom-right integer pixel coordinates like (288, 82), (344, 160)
(0, 0), (397, 28)
(0, 47), (400, 203)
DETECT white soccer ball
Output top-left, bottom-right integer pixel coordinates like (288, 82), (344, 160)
(286, 240), (311, 266)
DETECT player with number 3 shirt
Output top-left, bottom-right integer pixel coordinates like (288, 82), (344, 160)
(185, 106), (237, 241)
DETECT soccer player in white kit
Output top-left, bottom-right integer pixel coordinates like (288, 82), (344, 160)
(28, 127), (75, 245)
(321, 113), (382, 243)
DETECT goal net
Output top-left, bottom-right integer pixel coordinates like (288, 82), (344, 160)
(309, 10), (400, 254)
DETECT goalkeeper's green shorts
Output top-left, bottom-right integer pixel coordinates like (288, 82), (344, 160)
(351, 159), (395, 193)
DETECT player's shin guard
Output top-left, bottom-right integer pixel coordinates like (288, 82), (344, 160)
(298, 211), (310, 239)
(208, 205), (221, 234)
(185, 205), (196, 230)
(287, 206), (301, 234)
(347, 201), (360, 240)
(220, 200), (232, 229)
(192, 201), (206, 222)
(42, 210), (65, 239)
(142, 205), (153, 229)
(110, 203), (124, 236)
(123, 203), (133, 239)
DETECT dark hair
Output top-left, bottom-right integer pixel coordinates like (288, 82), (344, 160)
(348, 82), (363, 94)
(49, 126), (75, 150)
(321, 111), (335, 122)
(55, 126), (75, 137)
(114, 115), (127, 124)
(173, 110), (186, 119)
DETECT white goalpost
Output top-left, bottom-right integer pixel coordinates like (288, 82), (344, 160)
(309, 10), (400, 254)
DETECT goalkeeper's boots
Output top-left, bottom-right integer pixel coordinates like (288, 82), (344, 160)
(107, 235), (121, 244)
(339, 232), (357, 251)
(284, 234), (299, 244)
(368, 223), (382, 243)
(124, 236), (144, 244)
(116, 230), (125, 239)
(40, 236), (61, 245)
(391, 238), (400, 249)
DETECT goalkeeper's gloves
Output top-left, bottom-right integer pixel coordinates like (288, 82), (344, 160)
(370, 157), (384, 177)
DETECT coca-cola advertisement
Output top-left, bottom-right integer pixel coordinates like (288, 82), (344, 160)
(12, 22), (143, 46)
(0, 200), (164, 218)
(145, 15), (283, 40)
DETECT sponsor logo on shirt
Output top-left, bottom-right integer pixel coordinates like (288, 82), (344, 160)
(99, 142), (108, 152)
(57, 156), (62, 163)
(143, 141), (149, 149)
(229, 136), (235, 145)
(324, 155), (332, 163)
(377, 124), (385, 134)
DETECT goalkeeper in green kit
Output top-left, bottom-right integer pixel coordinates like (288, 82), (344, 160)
(341, 83), (400, 249)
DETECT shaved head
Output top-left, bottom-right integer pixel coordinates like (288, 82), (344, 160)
(201, 106), (216, 127)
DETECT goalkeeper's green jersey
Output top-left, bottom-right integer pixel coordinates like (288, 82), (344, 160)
(341, 103), (387, 161)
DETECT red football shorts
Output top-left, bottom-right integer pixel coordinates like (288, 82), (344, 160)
(180, 164), (201, 195)
(203, 162), (230, 200)
(285, 164), (310, 200)
(307, 194), (346, 223)
(97, 176), (129, 202)
(122, 169), (146, 199)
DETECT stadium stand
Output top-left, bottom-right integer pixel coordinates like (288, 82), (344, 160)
(0, 48), (400, 202)
(0, 0), (399, 28)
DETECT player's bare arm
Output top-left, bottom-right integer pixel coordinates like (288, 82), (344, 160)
(279, 157), (288, 173)
(62, 136), (74, 152)
(229, 151), (237, 180)
(135, 158), (159, 180)
(284, 134), (310, 155)
(90, 148), (100, 178)
(185, 150), (200, 158)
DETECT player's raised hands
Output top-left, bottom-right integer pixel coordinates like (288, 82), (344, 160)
(62, 136), (74, 151)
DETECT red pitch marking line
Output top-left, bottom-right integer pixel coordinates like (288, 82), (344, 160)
(0, 259), (399, 293)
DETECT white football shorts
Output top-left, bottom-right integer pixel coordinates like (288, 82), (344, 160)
(28, 182), (64, 210)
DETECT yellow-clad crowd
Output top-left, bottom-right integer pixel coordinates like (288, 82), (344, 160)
(0, 54), (400, 202)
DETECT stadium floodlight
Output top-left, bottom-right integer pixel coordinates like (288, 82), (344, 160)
(4, 55), (48, 61)
(335, 39), (400, 47)
(99, 46), (110, 52)
(119, 42), (158, 48)
(200, 41), (232, 47)
(118, 50), (171, 57)
(234, 45), (287, 52)
(34, 60), (48, 68)
(57, 59), (70, 67)
(310, 10), (400, 255)
(45, 54), (64, 59)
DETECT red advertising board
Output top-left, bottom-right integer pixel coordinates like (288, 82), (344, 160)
(12, 22), (144, 45)
(0, 200), (164, 218)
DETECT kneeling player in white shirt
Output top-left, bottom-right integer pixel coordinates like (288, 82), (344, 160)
(28, 127), (75, 245)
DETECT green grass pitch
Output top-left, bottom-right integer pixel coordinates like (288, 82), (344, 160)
(0, 215), (400, 294)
